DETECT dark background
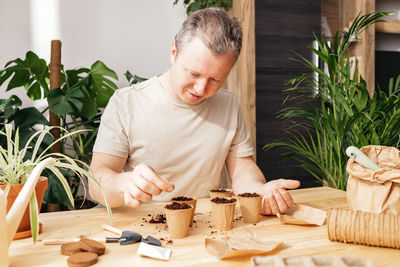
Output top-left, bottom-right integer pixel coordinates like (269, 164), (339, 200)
(255, 0), (321, 187)
(375, 50), (400, 94)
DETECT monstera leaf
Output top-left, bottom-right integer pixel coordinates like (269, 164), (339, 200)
(47, 87), (85, 116)
(89, 61), (118, 108)
(0, 51), (49, 100)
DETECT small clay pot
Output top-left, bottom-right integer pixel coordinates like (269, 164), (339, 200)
(170, 196), (197, 226)
(164, 202), (193, 238)
(1, 177), (48, 239)
(209, 188), (234, 199)
(210, 197), (237, 231)
(238, 193), (262, 223)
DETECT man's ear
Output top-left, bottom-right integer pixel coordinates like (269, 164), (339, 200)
(170, 41), (177, 64)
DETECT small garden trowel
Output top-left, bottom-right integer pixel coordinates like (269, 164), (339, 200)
(102, 224), (161, 246)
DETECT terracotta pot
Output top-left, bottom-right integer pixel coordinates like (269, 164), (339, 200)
(0, 176), (48, 239)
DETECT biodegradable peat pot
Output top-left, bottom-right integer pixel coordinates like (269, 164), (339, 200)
(0, 177), (48, 240)
(209, 188), (234, 199)
(164, 202), (193, 238)
(238, 193), (262, 223)
(210, 197), (237, 231)
(170, 196), (197, 226)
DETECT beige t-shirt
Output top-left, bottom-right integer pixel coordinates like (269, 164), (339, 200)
(93, 76), (254, 201)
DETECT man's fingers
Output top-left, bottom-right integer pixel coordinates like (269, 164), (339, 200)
(267, 194), (280, 215)
(125, 179), (152, 203)
(279, 188), (294, 208)
(276, 179), (300, 190)
(136, 164), (174, 192)
(124, 191), (142, 208)
(273, 189), (289, 213)
(134, 174), (162, 196)
(130, 184), (153, 202)
(261, 197), (272, 215)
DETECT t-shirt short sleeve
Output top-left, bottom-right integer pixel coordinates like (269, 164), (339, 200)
(92, 94), (130, 158)
(227, 100), (255, 158)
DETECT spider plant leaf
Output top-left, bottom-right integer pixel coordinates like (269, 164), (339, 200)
(29, 191), (39, 243)
(45, 165), (75, 208)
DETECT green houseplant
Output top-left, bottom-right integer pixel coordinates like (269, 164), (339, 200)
(0, 124), (112, 242)
(264, 12), (400, 190)
(173, 0), (232, 15)
(0, 51), (118, 165)
(0, 94), (49, 150)
(0, 51), (118, 208)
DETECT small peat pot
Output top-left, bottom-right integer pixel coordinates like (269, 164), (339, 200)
(170, 196), (197, 226)
(238, 193), (262, 223)
(164, 202), (193, 238)
(210, 197), (237, 231)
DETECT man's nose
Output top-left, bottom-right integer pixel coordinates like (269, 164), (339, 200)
(193, 78), (208, 96)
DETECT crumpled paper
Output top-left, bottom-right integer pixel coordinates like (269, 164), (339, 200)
(276, 204), (327, 226)
(346, 145), (400, 215)
(205, 231), (282, 260)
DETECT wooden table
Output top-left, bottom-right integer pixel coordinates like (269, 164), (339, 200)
(8, 187), (399, 266)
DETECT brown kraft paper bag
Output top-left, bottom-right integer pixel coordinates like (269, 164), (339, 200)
(346, 145), (400, 215)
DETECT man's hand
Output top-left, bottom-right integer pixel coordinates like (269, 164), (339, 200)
(121, 163), (175, 208)
(259, 179), (300, 215)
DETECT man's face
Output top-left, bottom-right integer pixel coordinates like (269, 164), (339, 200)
(168, 37), (236, 104)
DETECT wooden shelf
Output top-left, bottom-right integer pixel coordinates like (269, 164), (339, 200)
(376, 20), (400, 34)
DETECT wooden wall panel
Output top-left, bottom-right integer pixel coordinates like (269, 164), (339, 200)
(341, 0), (375, 96)
(226, 0), (256, 152)
(255, 0), (321, 186)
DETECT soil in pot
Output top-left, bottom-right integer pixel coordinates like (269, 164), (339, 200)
(209, 188), (234, 198)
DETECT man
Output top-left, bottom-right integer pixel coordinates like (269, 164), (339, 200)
(89, 7), (300, 215)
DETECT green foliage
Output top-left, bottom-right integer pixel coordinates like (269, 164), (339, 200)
(0, 51), (49, 99)
(173, 0), (232, 15)
(0, 51), (118, 207)
(0, 95), (49, 149)
(125, 70), (148, 85)
(263, 12), (400, 190)
(0, 51), (118, 165)
(0, 124), (112, 242)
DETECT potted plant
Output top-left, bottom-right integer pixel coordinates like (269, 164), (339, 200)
(0, 124), (111, 242)
(263, 12), (400, 190)
(0, 51), (119, 209)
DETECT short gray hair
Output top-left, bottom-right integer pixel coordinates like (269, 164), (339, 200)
(175, 7), (242, 61)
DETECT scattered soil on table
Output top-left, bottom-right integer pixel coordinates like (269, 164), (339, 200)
(238, 192), (260, 197)
(234, 216), (243, 222)
(148, 214), (167, 224)
(210, 188), (230, 193)
(160, 237), (174, 246)
(171, 196), (193, 201)
(211, 197), (237, 204)
(165, 202), (191, 210)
